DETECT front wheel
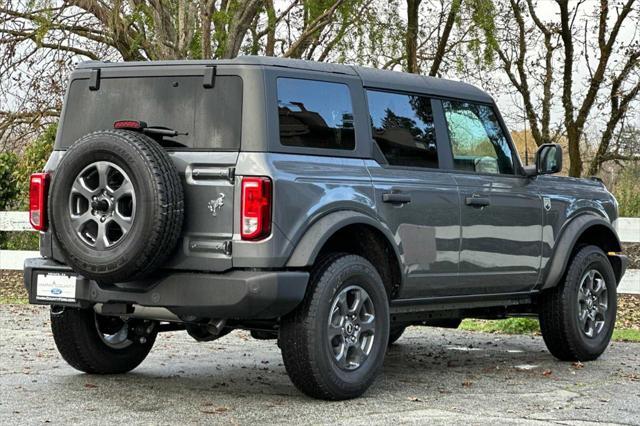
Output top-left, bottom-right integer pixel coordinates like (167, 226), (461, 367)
(280, 254), (389, 400)
(51, 307), (157, 374)
(539, 245), (617, 361)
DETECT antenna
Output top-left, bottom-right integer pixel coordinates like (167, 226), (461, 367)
(523, 99), (529, 165)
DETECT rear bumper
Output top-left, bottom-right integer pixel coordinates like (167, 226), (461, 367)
(23, 258), (309, 320)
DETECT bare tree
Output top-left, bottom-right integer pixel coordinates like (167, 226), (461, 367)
(492, 0), (639, 177)
(0, 0), (371, 150)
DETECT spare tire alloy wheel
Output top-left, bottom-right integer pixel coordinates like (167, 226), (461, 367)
(70, 161), (135, 249)
(50, 130), (184, 283)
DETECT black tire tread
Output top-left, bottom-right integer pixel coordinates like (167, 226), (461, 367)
(51, 130), (183, 282)
(280, 253), (388, 400)
(539, 245), (616, 361)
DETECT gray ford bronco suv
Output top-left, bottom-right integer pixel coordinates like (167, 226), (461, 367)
(24, 56), (628, 400)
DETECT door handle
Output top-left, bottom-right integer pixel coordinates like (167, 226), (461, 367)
(465, 196), (490, 207)
(382, 192), (412, 204)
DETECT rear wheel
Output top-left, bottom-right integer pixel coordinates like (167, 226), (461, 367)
(280, 254), (389, 400)
(539, 245), (617, 361)
(50, 307), (157, 374)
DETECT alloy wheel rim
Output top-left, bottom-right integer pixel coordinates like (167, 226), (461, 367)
(94, 314), (132, 349)
(327, 285), (376, 371)
(577, 269), (608, 338)
(68, 161), (136, 249)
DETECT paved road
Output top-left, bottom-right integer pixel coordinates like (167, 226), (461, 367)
(1, 305), (639, 425)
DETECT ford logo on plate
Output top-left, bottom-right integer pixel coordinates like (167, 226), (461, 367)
(51, 288), (63, 295)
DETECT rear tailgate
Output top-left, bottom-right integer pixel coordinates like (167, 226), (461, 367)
(167, 152), (237, 271)
(54, 66), (243, 272)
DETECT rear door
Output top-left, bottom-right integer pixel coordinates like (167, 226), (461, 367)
(58, 67), (243, 272)
(439, 99), (543, 294)
(365, 90), (461, 299)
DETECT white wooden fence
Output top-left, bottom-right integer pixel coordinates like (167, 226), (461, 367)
(1, 212), (639, 294)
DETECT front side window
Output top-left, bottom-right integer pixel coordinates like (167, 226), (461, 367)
(367, 90), (438, 168)
(443, 100), (515, 174)
(277, 78), (355, 150)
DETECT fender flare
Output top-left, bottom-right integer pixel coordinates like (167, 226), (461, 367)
(286, 210), (402, 270)
(541, 214), (622, 289)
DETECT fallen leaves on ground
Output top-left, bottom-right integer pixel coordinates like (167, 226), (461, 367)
(200, 406), (229, 414)
(0, 271), (27, 304)
(623, 243), (639, 269)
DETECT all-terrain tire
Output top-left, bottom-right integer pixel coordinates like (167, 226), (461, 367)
(280, 254), (390, 400)
(50, 307), (157, 374)
(539, 245), (617, 361)
(49, 130), (183, 283)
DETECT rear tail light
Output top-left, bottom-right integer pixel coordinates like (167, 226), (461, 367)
(29, 173), (50, 231)
(241, 177), (272, 241)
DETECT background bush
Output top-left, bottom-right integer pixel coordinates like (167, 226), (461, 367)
(0, 151), (19, 210)
(613, 162), (640, 217)
(0, 124), (55, 250)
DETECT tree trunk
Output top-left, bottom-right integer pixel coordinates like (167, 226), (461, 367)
(405, 0), (421, 73)
(429, 0), (460, 76)
(567, 130), (583, 177)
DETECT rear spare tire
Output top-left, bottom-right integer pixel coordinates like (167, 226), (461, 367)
(49, 130), (183, 283)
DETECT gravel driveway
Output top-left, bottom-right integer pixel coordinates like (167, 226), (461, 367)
(1, 305), (639, 425)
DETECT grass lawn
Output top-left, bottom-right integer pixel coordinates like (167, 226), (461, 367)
(460, 317), (640, 342)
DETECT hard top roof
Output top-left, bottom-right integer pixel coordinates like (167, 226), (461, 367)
(77, 55), (493, 103)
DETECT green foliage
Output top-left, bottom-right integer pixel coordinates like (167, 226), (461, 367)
(613, 163), (640, 217)
(463, 0), (499, 66)
(1, 231), (39, 251)
(0, 151), (19, 211)
(0, 124), (55, 250)
(12, 124), (56, 210)
(460, 318), (640, 342)
(460, 317), (541, 334)
(612, 329), (640, 343)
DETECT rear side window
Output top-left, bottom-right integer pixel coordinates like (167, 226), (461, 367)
(277, 78), (355, 150)
(367, 90), (438, 168)
(442, 100), (515, 175)
(58, 75), (242, 150)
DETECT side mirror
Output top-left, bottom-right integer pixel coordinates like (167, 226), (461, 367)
(535, 143), (562, 175)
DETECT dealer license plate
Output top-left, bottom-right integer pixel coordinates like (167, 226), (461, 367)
(36, 273), (77, 302)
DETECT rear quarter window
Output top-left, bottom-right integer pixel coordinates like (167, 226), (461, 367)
(367, 90), (438, 169)
(58, 75), (242, 150)
(277, 78), (355, 151)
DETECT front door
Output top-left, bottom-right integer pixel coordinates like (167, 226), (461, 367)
(365, 90), (461, 299)
(441, 99), (543, 294)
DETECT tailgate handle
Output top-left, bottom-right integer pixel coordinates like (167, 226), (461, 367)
(191, 167), (235, 182)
